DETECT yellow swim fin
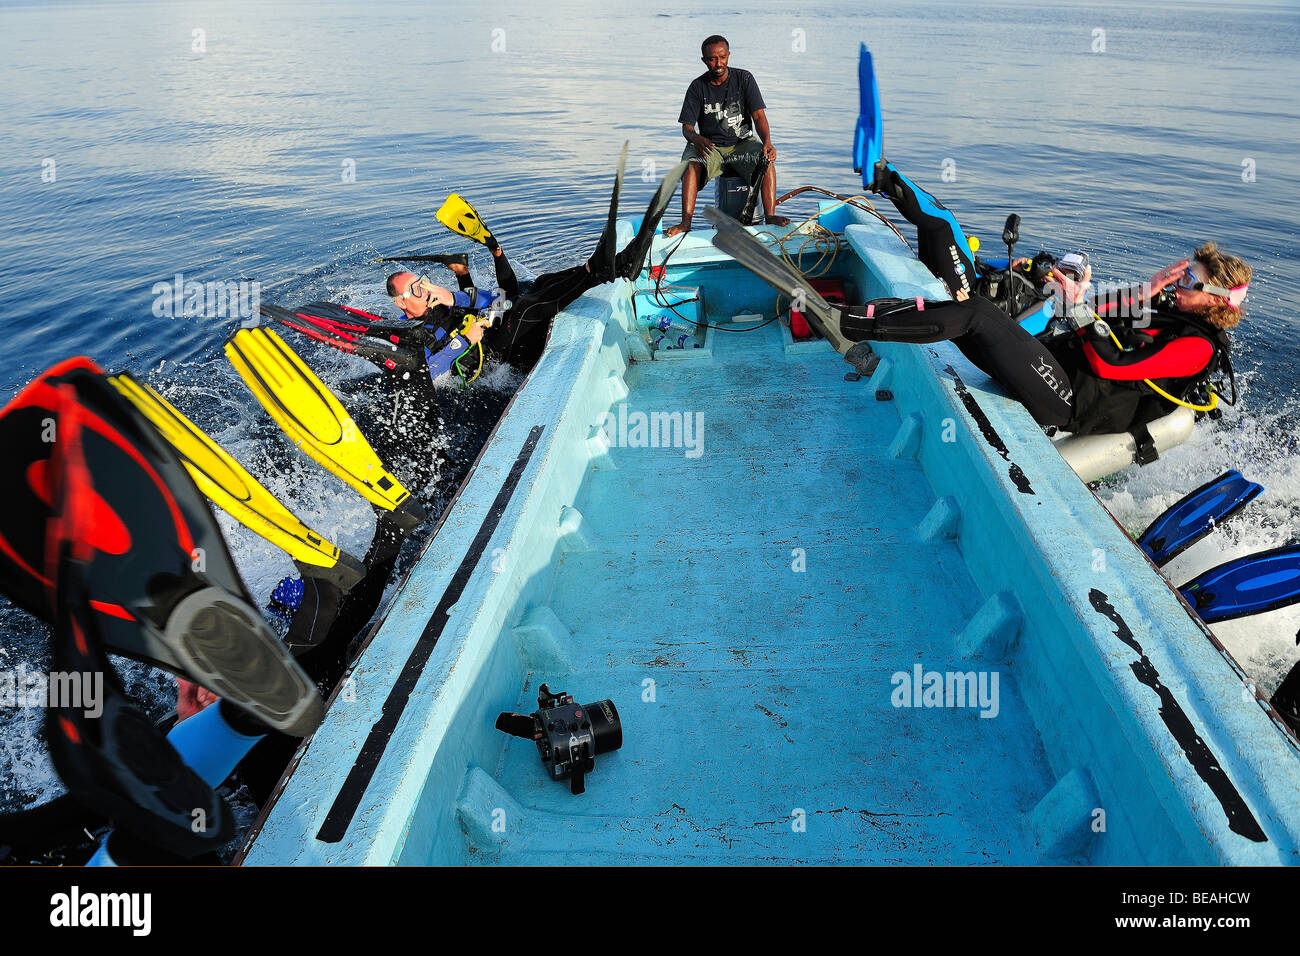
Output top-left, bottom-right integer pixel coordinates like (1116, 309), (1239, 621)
(224, 328), (425, 531)
(435, 193), (496, 247)
(109, 373), (366, 591)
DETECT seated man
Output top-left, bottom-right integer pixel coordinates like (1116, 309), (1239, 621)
(664, 35), (789, 237)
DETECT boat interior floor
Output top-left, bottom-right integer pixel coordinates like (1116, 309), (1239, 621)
(461, 318), (1063, 864)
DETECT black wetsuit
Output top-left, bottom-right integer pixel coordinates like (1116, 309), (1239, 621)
(1045, 307), (1228, 436)
(839, 295), (1075, 428)
(877, 162), (978, 300)
(422, 251), (602, 372)
(1272, 664), (1300, 737)
(846, 164), (1074, 428)
(864, 165), (1226, 435)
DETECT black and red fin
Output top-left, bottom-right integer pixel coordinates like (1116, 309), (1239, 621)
(43, 403), (234, 858)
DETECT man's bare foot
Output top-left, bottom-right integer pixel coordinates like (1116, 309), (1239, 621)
(664, 221), (692, 238)
(765, 215), (791, 227)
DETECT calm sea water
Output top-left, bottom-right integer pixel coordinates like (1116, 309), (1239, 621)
(2, 0), (1298, 827)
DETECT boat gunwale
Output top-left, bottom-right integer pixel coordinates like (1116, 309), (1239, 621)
(244, 208), (1300, 866)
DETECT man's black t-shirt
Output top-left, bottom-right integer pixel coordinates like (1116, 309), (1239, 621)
(677, 68), (767, 147)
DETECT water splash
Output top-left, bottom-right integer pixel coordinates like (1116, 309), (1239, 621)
(1098, 379), (1300, 695)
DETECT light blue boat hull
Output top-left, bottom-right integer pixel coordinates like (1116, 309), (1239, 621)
(242, 207), (1300, 865)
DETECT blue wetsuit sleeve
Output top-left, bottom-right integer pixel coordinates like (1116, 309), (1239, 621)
(451, 289), (495, 310)
(425, 335), (472, 379)
(166, 702), (263, 786)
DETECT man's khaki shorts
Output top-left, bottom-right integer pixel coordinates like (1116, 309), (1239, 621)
(680, 137), (765, 185)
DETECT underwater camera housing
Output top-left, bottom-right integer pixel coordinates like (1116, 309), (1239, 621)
(1057, 251), (1089, 282)
(495, 685), (622, 794)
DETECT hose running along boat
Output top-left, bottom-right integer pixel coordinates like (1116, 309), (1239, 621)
(239, 184), (1300, 864)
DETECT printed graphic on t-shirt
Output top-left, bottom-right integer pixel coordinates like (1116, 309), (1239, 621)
(703, 100), (749, 138)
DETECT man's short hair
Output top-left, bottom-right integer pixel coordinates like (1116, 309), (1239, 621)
(386, 272), (405, 297)
(701, 35), (728, 56)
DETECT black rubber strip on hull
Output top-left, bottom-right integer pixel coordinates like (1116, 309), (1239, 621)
(316, 424), (544, 844)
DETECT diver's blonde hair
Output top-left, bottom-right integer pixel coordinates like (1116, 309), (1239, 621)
(1193, 242), (1251, 330)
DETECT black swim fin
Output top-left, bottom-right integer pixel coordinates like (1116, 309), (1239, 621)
(374, 253), (469, 267)
(46, 534), (235, 858)
(0, 359), (323, 737)
(615, 160), (689, 281)
(1137, 470), (1263, 566)
(703, 206), (852, 353)
(587, 141), (628, 281)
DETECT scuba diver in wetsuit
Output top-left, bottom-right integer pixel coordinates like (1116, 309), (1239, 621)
(264, 147), (687, 384)
(0, 155), (694, 865)
(1031, 244), (1248, 442)
(378, 153), (687, 379)
(0, 359), (329, 864)
(844, 158), (1251, 437)
(385, 209), (675, 374)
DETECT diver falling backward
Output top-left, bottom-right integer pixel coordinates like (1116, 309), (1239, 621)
(711, 157), (1250, 438)
(861, 158), (1250, 437)
(707, 164), (1298, 733)
(0, 360), (329, 863)
(0, 328), (437, 864)
(279, 147), (687, 382)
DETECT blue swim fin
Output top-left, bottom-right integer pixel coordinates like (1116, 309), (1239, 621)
(853, 43), (883, 185)
(1137, 470), (1263, 566)
(1180, 543), (1300, 624)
